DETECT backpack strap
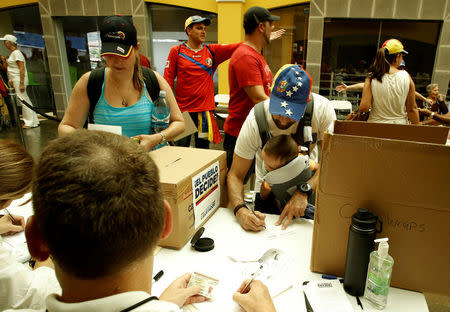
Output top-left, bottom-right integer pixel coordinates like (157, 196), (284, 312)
(86, 67), (160, 125)
(87, 67), (105, 124)
(141, 67), (160, 102)
(294, 95), (315, 155)
(254, 101), (271, 148)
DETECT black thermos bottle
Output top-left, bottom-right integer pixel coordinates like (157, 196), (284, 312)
(343, 208), (383, 296)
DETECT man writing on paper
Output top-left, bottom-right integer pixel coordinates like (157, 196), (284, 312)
(7, 130), (277, 312)
(227, 65), (336, 231)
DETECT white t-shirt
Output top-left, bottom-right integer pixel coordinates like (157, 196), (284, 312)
(234, 93), (336, 192)
(6, 49), (28, 83)
(369, 70), (410, 124)
(0, 238), (61, 310)
(6, 291), (182, 312)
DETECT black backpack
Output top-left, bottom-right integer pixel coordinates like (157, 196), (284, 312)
(86, 66), (160, 124)
(254, 97), (316, 155)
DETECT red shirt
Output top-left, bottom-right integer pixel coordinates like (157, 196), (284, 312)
(164, 42), (241, 112)
(224, 44), (273, 137)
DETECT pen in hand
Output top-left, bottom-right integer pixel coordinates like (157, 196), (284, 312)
(249, 206), (266, 230)
(4, 208), (20, 226)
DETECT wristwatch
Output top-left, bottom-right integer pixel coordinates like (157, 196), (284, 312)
(298, 183), (313, 197)
(159, 132), (167, 145)
(430, 112), (435, 119)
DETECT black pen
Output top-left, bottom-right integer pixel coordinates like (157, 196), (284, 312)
(4, 208), (19, 226)
(152, 270), (164, 283)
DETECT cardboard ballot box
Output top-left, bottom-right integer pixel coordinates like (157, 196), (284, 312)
(151, 146), (227, 249)
(311, 121), (450, 295)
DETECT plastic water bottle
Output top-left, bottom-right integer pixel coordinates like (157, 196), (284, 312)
(151, 90), (170, 149)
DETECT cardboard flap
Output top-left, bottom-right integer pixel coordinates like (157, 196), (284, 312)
(320, 133), (450, 212)
(334, 121), (449, 145)
(151, 146), (226, 184)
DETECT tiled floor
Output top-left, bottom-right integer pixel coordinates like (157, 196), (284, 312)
(1, 119), (449, 312)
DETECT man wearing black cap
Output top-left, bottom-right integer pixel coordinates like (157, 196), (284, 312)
(223, 6), (284, 170)
(164, 16), (241, 149)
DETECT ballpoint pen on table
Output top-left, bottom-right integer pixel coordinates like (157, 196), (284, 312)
(152, 270), (164, 283)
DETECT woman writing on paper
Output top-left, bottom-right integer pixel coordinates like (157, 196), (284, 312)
(357, 39), (419, 124)
(0, 140), (61, 310)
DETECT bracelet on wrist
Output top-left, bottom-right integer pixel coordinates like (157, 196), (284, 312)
(233, 203), (248, 216)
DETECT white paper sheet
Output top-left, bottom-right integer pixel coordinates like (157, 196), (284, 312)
(303, 279), (354, 312)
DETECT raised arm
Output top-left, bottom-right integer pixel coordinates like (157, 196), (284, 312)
(58, 72), (91, 136)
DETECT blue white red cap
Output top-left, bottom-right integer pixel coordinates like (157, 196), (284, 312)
(269, 64), (312, 122)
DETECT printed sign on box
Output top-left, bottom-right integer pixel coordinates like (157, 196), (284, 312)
(192, 161), (220, 229)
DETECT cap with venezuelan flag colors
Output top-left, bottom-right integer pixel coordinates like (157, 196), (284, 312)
(382, 39), (408, 55)
(185, 16), (211, 30)
(269, 64), (312, 122)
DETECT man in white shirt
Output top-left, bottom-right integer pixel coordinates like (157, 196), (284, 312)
(227, 64), (336, 231)
(7, 130), (276, 312)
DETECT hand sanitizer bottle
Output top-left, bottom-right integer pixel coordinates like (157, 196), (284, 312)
(364, 238), (394, 309)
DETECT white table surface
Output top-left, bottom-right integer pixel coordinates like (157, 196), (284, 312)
(152, 208), (428, 312)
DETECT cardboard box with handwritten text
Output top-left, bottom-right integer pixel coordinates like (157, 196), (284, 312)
(311, 121), (450, 295)
(151, 146), (227, 249)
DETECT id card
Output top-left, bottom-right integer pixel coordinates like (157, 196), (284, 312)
(187, 272), (219, 299)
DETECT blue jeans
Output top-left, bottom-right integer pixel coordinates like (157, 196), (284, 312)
(254, 192), (315, 220)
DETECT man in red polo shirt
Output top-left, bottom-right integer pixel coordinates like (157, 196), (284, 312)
(223, 7), (281, 169)
(164, 16), (241, 149)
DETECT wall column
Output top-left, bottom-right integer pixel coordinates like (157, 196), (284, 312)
(216, 0), (245, 98)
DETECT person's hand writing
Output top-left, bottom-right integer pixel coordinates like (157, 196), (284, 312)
(233, 280), (276, 312)
(275, 190), (307, 230)
(335, 83), (347, 93)
(236, 208), (266, 232)
(270, 29), (286, 41)
(135, 134), (163, 151)
(0, 214), (25, 235)
(159, 273), (206, 307)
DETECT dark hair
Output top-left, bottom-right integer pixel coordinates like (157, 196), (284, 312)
(32, 130), (165, 279)
(263, 135), (298, 167)
(0, 140), (34, 208)
(368, 48), (399, 82)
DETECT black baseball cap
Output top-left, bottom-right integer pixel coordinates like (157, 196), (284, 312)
(100, 15), (137, 58)
(244, 6), (280, 32)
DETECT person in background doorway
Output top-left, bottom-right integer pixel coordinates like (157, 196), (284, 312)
(423, 83), (448, 115)
(1, 34), (39, 129)
(357, 39), (419, 124)
(164, 15), (241, 149)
